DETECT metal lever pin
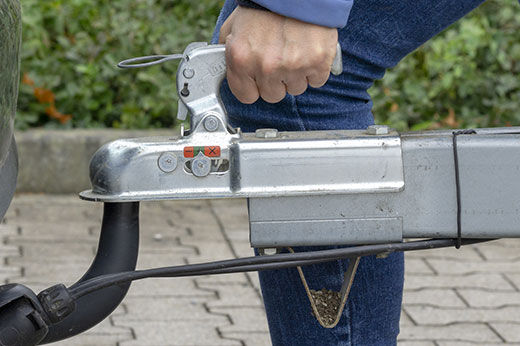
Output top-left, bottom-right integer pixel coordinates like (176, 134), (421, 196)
(117, 54), (183, 69)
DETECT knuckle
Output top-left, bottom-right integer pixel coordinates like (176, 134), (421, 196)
(261, 59), (280, 76)
(228, 42), (250, 68)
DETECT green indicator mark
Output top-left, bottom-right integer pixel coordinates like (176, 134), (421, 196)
(194, 146), (204, 156)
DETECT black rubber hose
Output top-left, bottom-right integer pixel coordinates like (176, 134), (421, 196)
(40, 202), (139, 344)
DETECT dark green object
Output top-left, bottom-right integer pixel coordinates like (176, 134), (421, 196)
(0, 0), (21, 220)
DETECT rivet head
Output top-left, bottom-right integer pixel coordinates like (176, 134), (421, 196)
(366, 125), (389, 135)
(183, 68), (195, 79)
(203, 115), (219, 132)
(158, 152), (178, 173)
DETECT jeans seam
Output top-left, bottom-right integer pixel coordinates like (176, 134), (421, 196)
(291, 95), (307, 131)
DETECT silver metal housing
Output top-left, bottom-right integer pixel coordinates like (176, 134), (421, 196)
(80, 128), (404, 201)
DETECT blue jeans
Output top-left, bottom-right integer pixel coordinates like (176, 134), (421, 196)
(212, 1), (485, 344)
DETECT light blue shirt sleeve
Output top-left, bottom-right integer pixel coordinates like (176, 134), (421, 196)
(252, 0), (354, 28)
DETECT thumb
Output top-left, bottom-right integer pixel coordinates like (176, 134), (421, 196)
(218, 16), (233, 44)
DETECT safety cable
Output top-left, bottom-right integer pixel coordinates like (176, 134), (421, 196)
(452, 129), (477, 249)
(69, 238), (493, 300)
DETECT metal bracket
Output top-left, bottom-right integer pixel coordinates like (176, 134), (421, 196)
(289, 247), (360, 328)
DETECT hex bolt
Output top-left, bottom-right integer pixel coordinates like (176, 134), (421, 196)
(183, 68), (195, 79)
(191, 153), (212, 177)
(158, 152), (178, 173)
(255, 128), (278, 138)
(366, 125), (389, 135)
(203, 115), (219, 132)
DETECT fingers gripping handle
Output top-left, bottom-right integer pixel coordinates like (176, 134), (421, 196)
(176, 42), (343, 133)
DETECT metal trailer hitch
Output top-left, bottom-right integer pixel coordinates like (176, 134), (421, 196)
(0, 42), (517, 344)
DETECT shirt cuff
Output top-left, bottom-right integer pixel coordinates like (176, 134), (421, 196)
(249, 0), (354, 28)
(236, 0), (268, 11)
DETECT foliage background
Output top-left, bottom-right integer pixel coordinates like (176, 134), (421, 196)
(17, 0), (520, 130)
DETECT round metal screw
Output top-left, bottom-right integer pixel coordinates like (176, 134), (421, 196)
(191, 154), (211, 177)
(158, 152), (178, 173)
(366, 125), (389, 135)
(255, 128), (278, 138)
(203, 115), (219, 132)
(183, 68), (195, 79)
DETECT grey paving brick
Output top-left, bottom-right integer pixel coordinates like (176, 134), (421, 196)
(15, 221), (98, 238)
(436, 342), (520, 346)
(118, 320), (241, 346)
(126, 278), (215, 298)
(211, 306), (269, 333)
(473, 242), (520, 261)
(405, 246), (484, 262)
(135, 251), (191, 269)
(0, 242), (20, 257)
(427, 258), (520, 275)
(487, 239), (520, 249)
(246, 272), (262, 293)
(405, 305), (520, 325)
(489, 322), (520, 343)
(398, 323), (501, 343)
(405, 258), (436, 275)
(504, 273), (520, 291)
(197, 282), (263, 308)
(0, 224), (18, 236)
(403, 289), (467, 308)
(404, 273), (516, 291)
(222, 332), (271, 346)
(400, 311), (415, 326)
(113, 296), (228, 322)
(196, 273), (250, 286)
(7, 240), (95, 261)
(167, 207), (220, 229)
(397, 341), (436, 346)
(11, 204), (97, 223)
(0, 266), (22, 283)
(457, 289), (520, 308)
(22, 261), (94, 284)
(51, 333), (130, 346)
(182, 240), (236, 262)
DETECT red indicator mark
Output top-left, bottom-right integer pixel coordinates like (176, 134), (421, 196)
(205, 146), (221, 157)
(183, 147), (195, 158)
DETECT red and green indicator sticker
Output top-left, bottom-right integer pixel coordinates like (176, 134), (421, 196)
(183, 146), (221, 158)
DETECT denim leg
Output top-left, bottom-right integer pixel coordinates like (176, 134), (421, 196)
(212, 0), (485, 345)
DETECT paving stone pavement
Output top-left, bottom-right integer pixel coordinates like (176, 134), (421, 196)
(1, 194), (520, 345)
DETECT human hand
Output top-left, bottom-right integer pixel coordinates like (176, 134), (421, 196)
(219, 7), (338, 104)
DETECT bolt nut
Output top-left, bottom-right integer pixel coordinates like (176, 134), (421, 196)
(203, 115), (219, 132)
(255, 128), (278, 138)
(366, 125), (389, 135)
(158, 152), (178, 173)
(183, 68), (195, 79)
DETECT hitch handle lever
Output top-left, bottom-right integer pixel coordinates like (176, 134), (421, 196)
(176, 42), (343, 134)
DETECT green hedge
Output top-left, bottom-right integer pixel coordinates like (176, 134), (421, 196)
(18, 0), (222, 129)
(17, 0), (520, 130)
